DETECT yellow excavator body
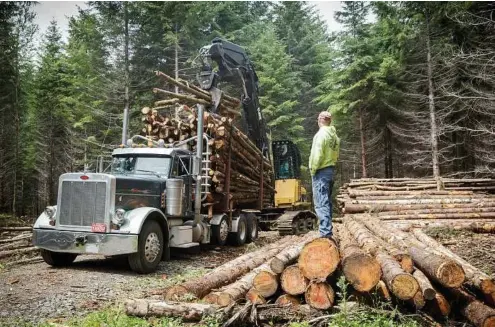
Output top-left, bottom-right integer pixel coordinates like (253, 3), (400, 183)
(274, 179), (311, 210)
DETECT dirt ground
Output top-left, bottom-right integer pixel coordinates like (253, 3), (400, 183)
(0, 231), (281, 325)
(425, 227), (495, 278)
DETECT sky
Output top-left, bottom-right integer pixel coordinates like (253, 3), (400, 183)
(33, 1), (345, 41)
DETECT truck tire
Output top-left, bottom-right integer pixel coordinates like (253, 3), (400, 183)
(245, 213), (258, 244)
(40, 249), (78, 267)
(128, 220), (164, 274)
(211, 216), (229, 246)
(229, 215), (247, 246)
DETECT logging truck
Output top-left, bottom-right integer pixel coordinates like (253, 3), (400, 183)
(32, 38), (316, 273)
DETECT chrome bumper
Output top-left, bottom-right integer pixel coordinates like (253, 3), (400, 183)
(33, 229), (138, 255)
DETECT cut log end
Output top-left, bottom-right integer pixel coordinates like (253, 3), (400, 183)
(399, 256), (414, 274)
(298, 238), (340, 279)
(408, 290), (425, 310)
(253, 271), (278, 298)
(437, 260), (465, 288)
(375, 280), (392, 301)
(246, 288), (266, 305)
(305, 282), (335, 310)
(390, 274), (419, 301)
(270, 258), (285, 274)
(342, 254), (381, 292)
(275, 294), (300, 306)
(202, 293), (219, 305)
(217, 293), (234, 307)
(427, 293), (451, 317)
(281, 265), (309, 295)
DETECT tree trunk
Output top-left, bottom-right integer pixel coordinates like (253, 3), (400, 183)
(412, 269), (436, 300)
(334, 224), (381, 292)
(376, 252), (419, 300)
(280, 265), (309, 296)
(121, 1), (130, 145)
(305, 282), (335, 310)
(425, 10), (441, 190)
(298, 238), (340, 280)
(358, 108), (367, 178)
(124, 299), (217, 321)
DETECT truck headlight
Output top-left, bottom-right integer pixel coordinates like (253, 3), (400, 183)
(112, 208), (126, 226)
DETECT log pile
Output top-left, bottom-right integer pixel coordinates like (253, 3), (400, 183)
(0, 226), (41, 266)
(125, 178), (495, 326)
(140, 71), (274, 208)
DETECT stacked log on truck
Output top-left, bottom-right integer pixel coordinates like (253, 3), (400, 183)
(125, 178), (495, 327)
(141, 71), (274, 209)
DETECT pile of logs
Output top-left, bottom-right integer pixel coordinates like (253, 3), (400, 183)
(0, 226), (40, 266)
(124, 178), (495, 326)
(140, 71), (274, 208)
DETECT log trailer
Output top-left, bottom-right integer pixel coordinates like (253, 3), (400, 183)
(32, 38), (316, 273)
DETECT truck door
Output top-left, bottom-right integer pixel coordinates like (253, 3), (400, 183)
(174, 155), (193, 216)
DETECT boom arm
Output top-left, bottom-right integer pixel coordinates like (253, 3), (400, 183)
(198, 38), (269, 158)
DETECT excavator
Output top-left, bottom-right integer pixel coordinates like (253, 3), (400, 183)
(197, 38), (316, 235)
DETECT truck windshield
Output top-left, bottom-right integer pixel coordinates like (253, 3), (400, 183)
(111, 156), (171, 177)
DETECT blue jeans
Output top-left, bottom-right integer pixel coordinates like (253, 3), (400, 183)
(312, 166), (334, 237)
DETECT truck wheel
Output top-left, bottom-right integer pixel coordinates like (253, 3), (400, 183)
(40, 249), (78, 267)
(128, 220), (163, 274)
(245, 214), (258, 243)
(229, 215), (247, 246)
(211, 216), (229, 246)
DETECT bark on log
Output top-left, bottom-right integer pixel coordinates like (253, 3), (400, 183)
(411, 229), (495, 305)
(246, 288), (266, 305)
(446, 288), (495, 327)
(375, 280), (392, 301)
(270, 233), (320, 274)
(298, 238), (340, 280)
(0, 227), (32, 232)
(0, 246), (38, 259)
(344, 202), (495, 214)
(378, 207), (495, 217)
(280, 265), (309, 296)
(275, 294), (301, 306)
(165, 236), (296, 300)
(348, 190), (474, 198)
(0, 238), (31, 251)
(425, 293), (451, 317)
(335, 224), (381, 292)
(407, 290), (426, 310)
(376, 252), (419, 300)
(354, 215), (465, 288)
(378, 212), (495, 221)
(0, 233), (31, 244)
(305, 282), (335, 310)
(412, 269), (436, 300)
(124, 299), (217, 321)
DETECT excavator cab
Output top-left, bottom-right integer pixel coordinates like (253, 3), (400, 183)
(272, 140), (310, 209)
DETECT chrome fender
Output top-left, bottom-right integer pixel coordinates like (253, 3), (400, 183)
(119, 207), (169, 236)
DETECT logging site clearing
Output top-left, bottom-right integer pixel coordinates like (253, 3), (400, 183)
(2, 178), (495, 327)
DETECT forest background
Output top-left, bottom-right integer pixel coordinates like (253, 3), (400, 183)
(1, 1), (494, 217)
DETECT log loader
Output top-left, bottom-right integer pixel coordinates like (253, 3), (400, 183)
(32, 38), (316, 274)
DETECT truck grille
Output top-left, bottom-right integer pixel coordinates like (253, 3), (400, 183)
(59, 181), (107, 226)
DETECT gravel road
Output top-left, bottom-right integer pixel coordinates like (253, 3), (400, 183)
(0, 231), (280, 325)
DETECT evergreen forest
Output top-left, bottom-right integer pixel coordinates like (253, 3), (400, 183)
(1, 1), (495, 217)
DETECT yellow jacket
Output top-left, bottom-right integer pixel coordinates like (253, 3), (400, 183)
(309, 125), (340, 176)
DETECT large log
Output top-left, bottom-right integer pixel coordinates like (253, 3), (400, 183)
(298, 238), (340, 280)
(165, 236), (296, 300)
(446, 288), (495, 327)
(376, 252), (419, 300)
(270, 232), (320, 274)
(280, 265), (309, 296)
(246, 288), (266, 305)
(348, 190), (474, 198)
(377, 207), (495, 216)
(334, 224), (381, 292)
(344, 218), (413, 273)
(252, 270), (278, 298)
(124, 299), (217, 321)
(0, 226), (32, 232)
(425, 293), (451, 318)
(354, 215), (465, 288)
(378, 212), (495, 221)
(305, 282), (335, 310)
(411, 229), (495, 305)
(344, 202), (495, 214)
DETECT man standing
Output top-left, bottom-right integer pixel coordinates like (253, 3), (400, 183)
(309, 111), (340, 238)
